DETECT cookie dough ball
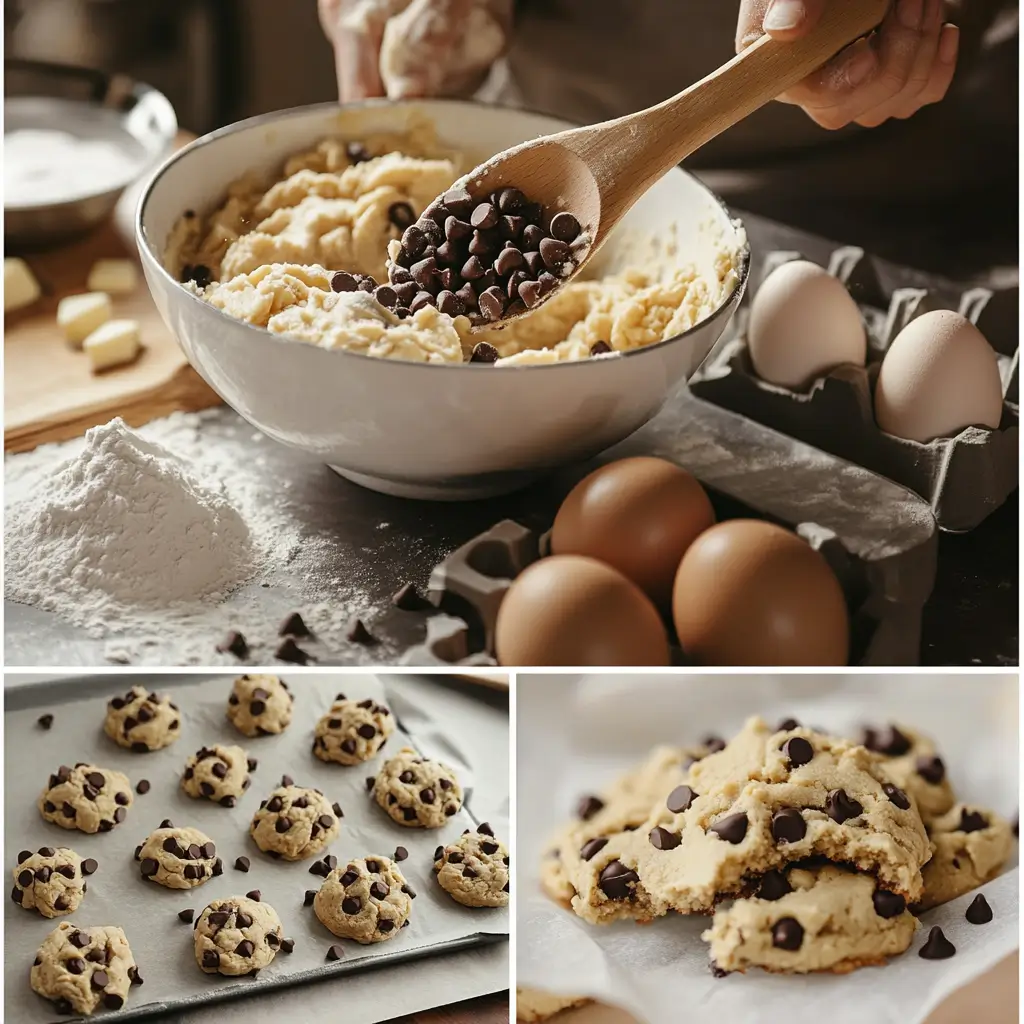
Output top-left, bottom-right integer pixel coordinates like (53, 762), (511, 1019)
(434, 824), (509, 908)
(371, 747), (463, 828)
(134, 824), (222, 889)
(313, 695), (395, 766)
(313, 855), (413, 943)
(249, 780), (341, 861)
(918, 804), (1014, 910)
(182, 745), (254, 808)
(38, 764), (133, 834)
(12, 847), (97, 918)
(31, 922), (139, 1015)
(194, 895), (283, 976)
(104, 684), (181, 752)
(516, 989), (590, 1022)
(226, 674), (293, 738)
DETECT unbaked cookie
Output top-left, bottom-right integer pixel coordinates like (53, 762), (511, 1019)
(516, 988), (590, 1022)
(134, 823), (222, 889)
(31, 921), (140, 1015)
(313, 855), (413, 943)
(371, 746), (463, 828)
(703, 864), (917, 974)
(434, 825), (509, 908)
(249, 779), (341, 860)
(182, 744), (254, 807)
(226, 674), (294, 738)
(313, 695), (395, 765)
(917, 803), (1014, 910)
(104, 684), (181, 752)
(38, 763), (134, 834)
(12, 847), (97, 918)
(194, 894), (283, 976)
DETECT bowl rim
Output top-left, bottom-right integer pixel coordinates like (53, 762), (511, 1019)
(136, 97), (750, 374)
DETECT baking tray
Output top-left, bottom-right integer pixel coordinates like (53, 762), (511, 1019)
(690, 238), (1019, 533)
(3, 673), (509, 1023)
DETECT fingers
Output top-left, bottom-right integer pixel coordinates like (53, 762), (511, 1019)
(319, 0), (387, 101)
(735, 0), (826, 51)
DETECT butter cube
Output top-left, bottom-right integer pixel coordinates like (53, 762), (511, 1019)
(83, 318), (141, 372)
(4, 257), (41, 312)
(87, 258), (139, 294)
(57, 292), (113, 347)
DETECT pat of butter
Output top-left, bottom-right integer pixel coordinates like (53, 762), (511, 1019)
(83, 318), (141, 372)
(4, 257), (42, 312)
(87, 258), (138, 294)
(57, 292), (113, 347)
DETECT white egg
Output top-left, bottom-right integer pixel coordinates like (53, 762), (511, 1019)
(875, 310), (1003, 443)
(748, 260), (866, 390)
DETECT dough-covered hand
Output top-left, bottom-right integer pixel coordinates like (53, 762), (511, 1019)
(319, 0), (396, 101)
(736, 0), (960, 129)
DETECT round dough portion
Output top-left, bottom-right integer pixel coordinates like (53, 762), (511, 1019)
(313, 696), (395, 765)
(38, 764), (133, 834)
(434, 826), (510, 908)
(135, 825), (221, 889)
(182, 744), (253, 807)
(194, 895), (283, 976)
(314, 855), (413, 943)
(31, 922), (138, 1015)
(249, 782), (341, 860)
(12, 847), (96, 918)
(516, 989), (590, 1022)
(226, 674), (293, 738)
(372, 746), (463, 828)
(104, 684), (181, 752)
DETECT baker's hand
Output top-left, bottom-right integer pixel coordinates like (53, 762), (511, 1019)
(736, 0), (960, 129)
(318, 0), (393, 102)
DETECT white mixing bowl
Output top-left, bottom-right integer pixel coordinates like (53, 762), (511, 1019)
(137, 100), (748, 499)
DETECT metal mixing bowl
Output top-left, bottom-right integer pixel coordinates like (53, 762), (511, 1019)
(4, 59), (177, 247)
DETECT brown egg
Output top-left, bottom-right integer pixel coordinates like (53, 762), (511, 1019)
(495, 555), (670, 666)
(551, 457), (715, 608)
(672, 520), (848, 666)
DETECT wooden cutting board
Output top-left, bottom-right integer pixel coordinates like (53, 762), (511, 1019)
(4, 133), (221, 454)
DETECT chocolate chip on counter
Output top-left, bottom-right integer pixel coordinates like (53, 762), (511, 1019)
(872, 889), (906, 919)
(860, 725), (911, 757)
(580, 838), (608, 861)
(883, 783), (910, 810)
(81, 859), (97, 876)
(919, 926), (956, 959)
(140, 859), (159, 878)
(233, 856), (250, 873)
(346, 617), (377, 644)
(217, 630), (249, 659)
(966, 893), (993, 924)
(757, 870), (792, 901)
(280, 938), (296, 953)
(597, 860), (639, 900)
(709, 812), (748, 845)
(178, 909), (195, 924)
(771, 808), (806, 844)
(37, 714), (54, 730)
(304, 889), (317, 907)
(648, 826), (681, 851)
(577, 795), (605, 821)
(246, 889), (261, 902)
(392, 582), (428, 611)
(219, 795), (236, 808)
(332, 802), (344, 817)
(826, 788), (863, 823)
(782, 736), (814, 768)
(365, 776), (376, 791)
(393, 846), (408, 862)
(915, 755), (946, 785)
(666, 785), (697, 814)
(279, 611), (311, 638)
(275, 638), (313, 665)
(958, 809), (989, 833)
(136, 780), (151, 795)
(771, 917), (804, 951)
(326, 944), (345, 961)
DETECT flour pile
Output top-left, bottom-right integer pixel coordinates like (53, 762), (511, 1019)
(5, 418), (254, 624)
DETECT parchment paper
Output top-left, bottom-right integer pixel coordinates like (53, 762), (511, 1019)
(518, 673), (1019, 1024)
(5, 673), (509, 1022)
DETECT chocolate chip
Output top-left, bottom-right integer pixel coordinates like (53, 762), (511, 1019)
(394, 846), (408, 862)
(65, 958), (85, 975)
(37, 713), (54, 729)
(577, 795), (605, 820)
(883, 783), (910, 809)
(370, 881), (389, 900)
(178, 909), (195, 923)
(38, 846), (55, 857)
(378, 919), (396, 932)
(648, 826), (681, 850)
(782, 736), (814, 768)
(916, 755), (946, 784)
(702, 736), (727, 754)
(966, 893), (993, 924)
(333, 802), (344, 817)
(666, 785), (697, 814)
(758, 870), (792, 901)
(539, 237), (571, 273)
(771, 917), (804, 950)
(388, 201), (415, 230)
(497, 187), (526, 213)
(326, 944), (344, 961)
(548, 211), (581, 242)
(959, 808), (989, 833)
(279, 613), (309, 639)
(37, 866), (52, 882)
(872, 888), (906, 918)
(598, 861), (639, 900)
(202, 950), (220, 969)
(275, 817), (292, 834)
(141, 858), (159, 877)
(275, 638), (313, 664)
(208, 911), (229, 928)
(304, 890), (316, 906)
(235, 939), (255, 957)
(62, 802), (76, 818)
(346, 141), (370, 164)
(183, 264), (213, 288)
(919, 926), (956, 959)
(85, 772), (105, 790)
(17, 869), (33, 887)
(81, 859), (97, 876)
(220, 795), (236, 808)
(777, 717), (801, 731)
(246, 889), (261, 901)
(69, 930), (90, 949)
(135, 779), (151, 795)
(709, 812), (748, 844)
(494, 246), (524, 277)
(346, 617), (376, 644)
(478, 286), (506, 321)
(861, 725), (911, 757)
(470, 342), (499, 363)
(280, 938), (295, 953)
(392, 581), (428, 610)
(771, 808), (807, 844)
(826, 788), (863, 823)
(53, 896), (68, 911)
(480, 841), (499, 855)
(366, 776), (376, 790)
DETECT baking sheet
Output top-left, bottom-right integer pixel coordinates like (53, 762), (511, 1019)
(4, 673), (509, 1023)
(517, 673), (1019, 1024)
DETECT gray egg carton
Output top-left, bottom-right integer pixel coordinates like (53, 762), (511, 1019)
(690, 246), (1019, 532)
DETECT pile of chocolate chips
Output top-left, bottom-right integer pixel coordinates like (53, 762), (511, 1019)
(386, 186), (586, 326)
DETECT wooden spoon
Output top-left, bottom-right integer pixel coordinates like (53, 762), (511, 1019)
(461, 0), (889, 331)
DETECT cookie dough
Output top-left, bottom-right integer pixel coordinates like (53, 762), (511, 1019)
(226, 674), (293, 738)
(516, 988), (590, 1022)
(194, 895), (283, 976)
(704, 864), (918, 974)
(860, 723), (955, 824)
(12, 847), (96, 918)
(249, 782), (341, 860)
(313, 855), (413, 943)
(104, 685), (181, 752)
(434, 825), (510, 908)
(38, 764), (134, 834)
(134, 825), (222, 889)
(182, 745), (253, 807)
(313, 695), (395, 765)
(918, 804), (1014, 910)
(31, 922), (138, 1015)
(372, 746), (463, 828)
